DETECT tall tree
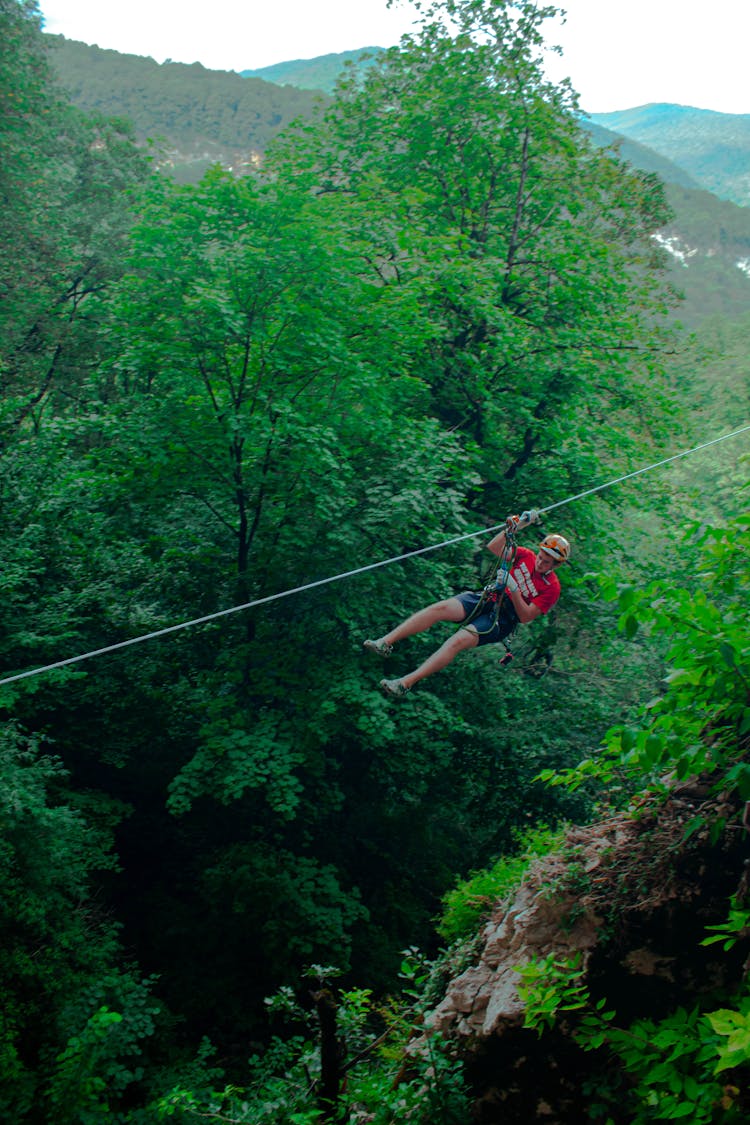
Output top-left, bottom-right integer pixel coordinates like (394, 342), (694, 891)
(270, 0), (676, 520)
(0, 1), (151, 441)
(0, 724), (162, 1122)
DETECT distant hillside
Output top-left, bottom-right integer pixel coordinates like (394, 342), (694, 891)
(241, 47), (385, 95)
(582, 120), (700, 191)
(590, 104), (750, 207)
(657, 183), (750, 326)
(45, 35), (326, 181)
(38, 35), (750, 327)
(580, 108), (750, 325)
(580, 120), (750, 325)
(44, 35), (750, 211)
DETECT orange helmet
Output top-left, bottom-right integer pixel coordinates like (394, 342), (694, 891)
(539, 534), (571, 563)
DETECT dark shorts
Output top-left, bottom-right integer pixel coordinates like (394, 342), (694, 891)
(456, 591), (518, 647)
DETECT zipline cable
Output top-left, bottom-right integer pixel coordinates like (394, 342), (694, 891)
(538, 422), (750, 514)
(1, 422), (749, 689)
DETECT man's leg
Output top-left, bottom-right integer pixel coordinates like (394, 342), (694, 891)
(380, 597), (467, 647)
(399, 626), (479, 689)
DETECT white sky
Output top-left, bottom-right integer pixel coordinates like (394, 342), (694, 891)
(39, 0), (750, 115)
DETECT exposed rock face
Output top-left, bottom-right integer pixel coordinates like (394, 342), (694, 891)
(420, 782), (748, 1123)
(427, 821), (628, 1040)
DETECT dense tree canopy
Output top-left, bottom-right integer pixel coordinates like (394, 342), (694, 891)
(1, 0), (748, 1120)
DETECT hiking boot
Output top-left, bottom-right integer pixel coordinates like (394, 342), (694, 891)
(380, 678), (409, 698)
(363, 638), (393, 657)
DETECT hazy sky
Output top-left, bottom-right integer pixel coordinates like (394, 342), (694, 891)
(39, 0), (750, 115)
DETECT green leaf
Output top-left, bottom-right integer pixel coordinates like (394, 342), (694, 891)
(623, 614), (639, 640)
(707, 1009), (742, 1036)
(642, 733), (664, 767)
(618, 586), (637, 610)
(671, 1103), (700, 1118)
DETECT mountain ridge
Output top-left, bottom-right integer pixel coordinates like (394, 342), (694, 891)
(47, 35), (750, 205)
(241, 47), (385, 95)
(44, 34), (327, 181)
(238, 51), (750, 206)
(582, 119), (700, 191)
(44, 35), (750, 322)
(590, 103), (750, 206)
(234, 48), (750, 206)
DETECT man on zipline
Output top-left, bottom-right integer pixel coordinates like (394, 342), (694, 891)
(364, 511), (570, 697)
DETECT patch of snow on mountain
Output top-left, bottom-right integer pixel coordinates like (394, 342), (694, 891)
(652, 232), (698, 268)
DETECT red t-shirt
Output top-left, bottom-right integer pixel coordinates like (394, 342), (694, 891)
(509, 545), (560, 615)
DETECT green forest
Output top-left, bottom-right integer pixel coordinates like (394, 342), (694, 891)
(1, 0), (749, 1122)
(44, 33), (323, 180)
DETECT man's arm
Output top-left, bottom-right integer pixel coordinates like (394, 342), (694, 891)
(487, 531), (542, 622)
(487, 528), (508, 557)
(488, 510), (539, 557)
(503, 585), (543, 623)
(487, 511), (545, 622)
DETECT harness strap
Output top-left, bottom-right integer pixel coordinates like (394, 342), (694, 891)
(462, 536), (519, 636)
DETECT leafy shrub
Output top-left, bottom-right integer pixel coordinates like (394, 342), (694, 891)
(437, 824), (564, 943)
(539, 513), (750, 803)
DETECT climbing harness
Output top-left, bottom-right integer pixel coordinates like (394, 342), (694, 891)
(1, 423), (749, 689)
(460, 518), (520, 646)
(486, 544), (520, 665)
